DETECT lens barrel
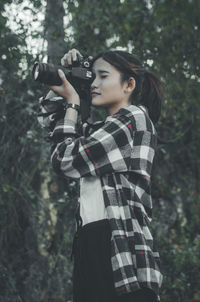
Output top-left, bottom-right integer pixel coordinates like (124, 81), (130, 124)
(32, 62), (70, 86)
(33, 59), (94, 122)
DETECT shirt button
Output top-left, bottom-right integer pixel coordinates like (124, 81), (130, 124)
(65, 137), (73, 144)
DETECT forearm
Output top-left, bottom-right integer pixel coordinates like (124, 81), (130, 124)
(64, 92), (80, 122)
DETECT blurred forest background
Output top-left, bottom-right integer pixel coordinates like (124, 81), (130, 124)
(0, 0), (200, 301)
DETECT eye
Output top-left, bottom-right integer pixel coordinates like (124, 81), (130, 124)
(100, 74), (107, 79)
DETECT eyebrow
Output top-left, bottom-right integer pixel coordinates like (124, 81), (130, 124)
(93, 69), (110, 74)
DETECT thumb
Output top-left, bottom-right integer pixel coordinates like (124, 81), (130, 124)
(49, 69), (69, 92)
(58, 69), (67, 83)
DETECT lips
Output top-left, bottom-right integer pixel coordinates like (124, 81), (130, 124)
(91, 92), (101, 98)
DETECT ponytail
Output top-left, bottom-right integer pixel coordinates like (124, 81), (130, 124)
(138, 71), (163, 124)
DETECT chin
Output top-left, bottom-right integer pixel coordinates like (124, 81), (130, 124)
(91, 99), (104, 107)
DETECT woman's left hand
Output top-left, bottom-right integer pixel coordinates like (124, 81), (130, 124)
(49, 69), (80, 105)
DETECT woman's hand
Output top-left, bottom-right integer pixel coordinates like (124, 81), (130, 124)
(49, 49), (83, 104)
(49, 49), (93, 104)
(50, 49), (83, 104)
(49, 69), (80, 105)
(61, 48), (93, 67)
(61, 48), (83, 67)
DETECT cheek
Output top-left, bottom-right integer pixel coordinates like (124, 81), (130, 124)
(105, 83), (123, 98)
(103, 79), (121, 95)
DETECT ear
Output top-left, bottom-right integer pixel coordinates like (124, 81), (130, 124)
(124, 77), (135, 94)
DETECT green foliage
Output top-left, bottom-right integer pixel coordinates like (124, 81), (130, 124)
(158, 230), (200, 302)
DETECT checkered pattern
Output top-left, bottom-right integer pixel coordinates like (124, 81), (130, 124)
(38, 98), (163, 300)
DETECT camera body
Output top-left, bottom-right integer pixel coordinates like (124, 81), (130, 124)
(33, 57), (95, 121)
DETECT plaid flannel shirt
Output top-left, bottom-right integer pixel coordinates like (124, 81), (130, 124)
(38, 97), (163, 300)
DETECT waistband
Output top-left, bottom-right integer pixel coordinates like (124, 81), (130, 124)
(75, 202), (109, 233)
(71, 202), (110, 260)
(71, 219), (110, 260)
(78, 219), (110, 233)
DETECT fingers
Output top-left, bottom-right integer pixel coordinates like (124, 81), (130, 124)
(61, 48), (83, 67)
(61, 49), (93, 67)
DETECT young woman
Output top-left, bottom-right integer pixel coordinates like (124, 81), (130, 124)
(39, 48), (163, 302)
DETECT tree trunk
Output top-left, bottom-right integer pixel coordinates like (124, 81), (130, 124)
(45, 0), (65, 63)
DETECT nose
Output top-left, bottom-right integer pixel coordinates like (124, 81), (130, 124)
(91, 75), (98, 90)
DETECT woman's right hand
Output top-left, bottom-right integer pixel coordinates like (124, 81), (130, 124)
(61, 48), (83, 67)
(61, 48), (93, 67)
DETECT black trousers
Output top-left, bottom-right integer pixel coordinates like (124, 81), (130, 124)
(72, 219), (157, 302)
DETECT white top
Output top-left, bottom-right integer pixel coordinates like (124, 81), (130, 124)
(80, 176), (108, 226)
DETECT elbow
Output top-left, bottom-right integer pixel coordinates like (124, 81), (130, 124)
(51, 157), (81, 179)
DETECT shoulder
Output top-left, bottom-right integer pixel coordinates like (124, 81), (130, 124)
(113, 105), (156, 134)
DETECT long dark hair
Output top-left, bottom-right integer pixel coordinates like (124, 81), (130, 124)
(92, 50), (163, 124)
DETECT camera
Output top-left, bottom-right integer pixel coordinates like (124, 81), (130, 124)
(32, 57), (95, 121)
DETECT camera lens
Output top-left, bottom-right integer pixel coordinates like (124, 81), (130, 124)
(32, 62), (67, 86)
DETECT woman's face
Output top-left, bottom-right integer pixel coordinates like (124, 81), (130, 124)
(91, 58), (131, 114)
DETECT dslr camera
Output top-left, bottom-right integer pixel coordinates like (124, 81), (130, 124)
(32, 57), (95, 121)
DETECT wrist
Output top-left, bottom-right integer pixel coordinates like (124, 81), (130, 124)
(66, 95), (80, 106)
(67, 103), (80, 113)
(68, 101), (80, 106)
